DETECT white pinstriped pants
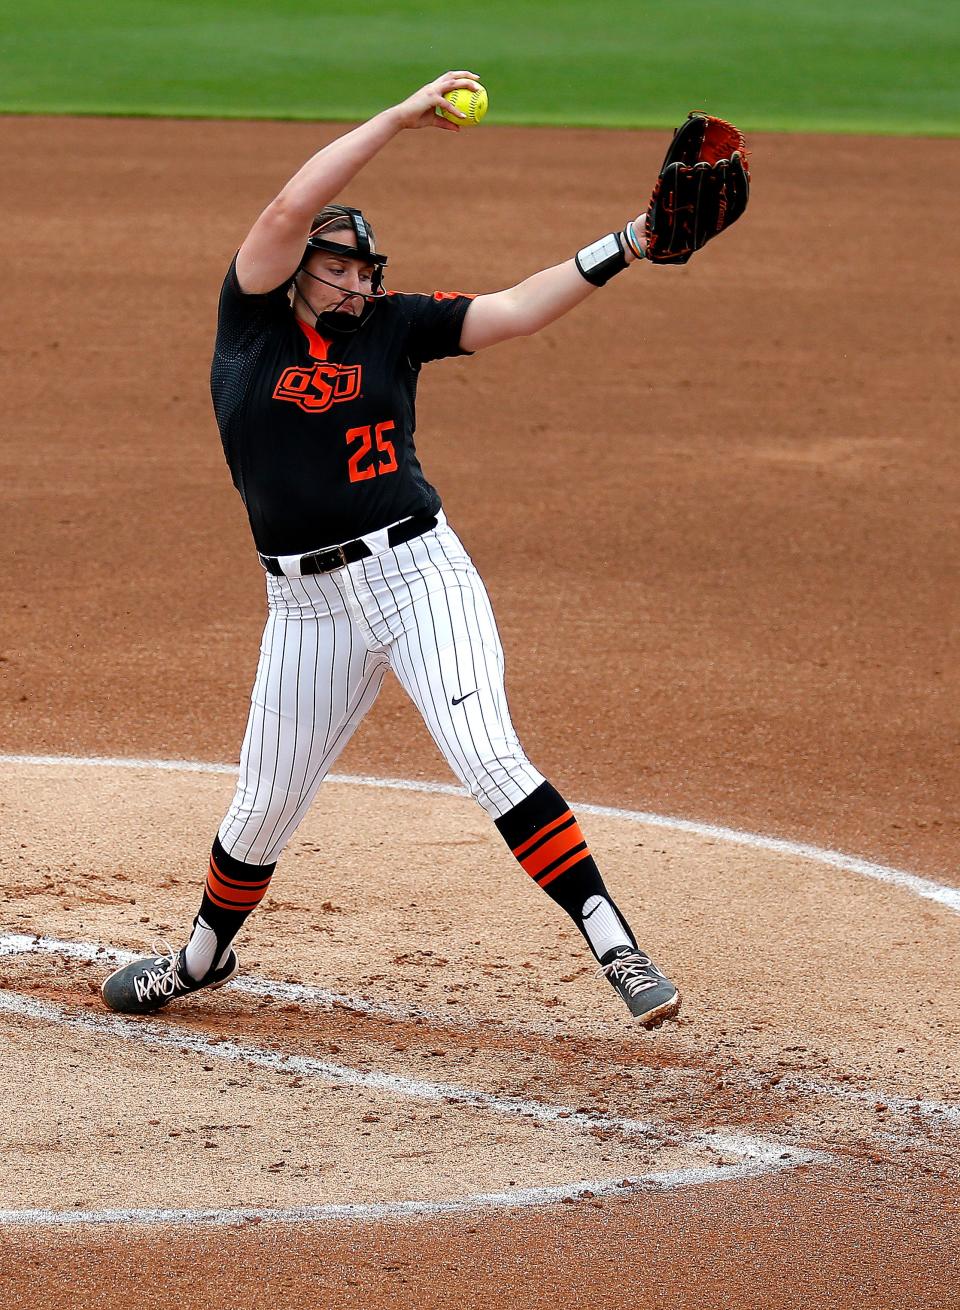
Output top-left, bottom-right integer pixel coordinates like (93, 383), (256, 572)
(218, 515), (545, 864)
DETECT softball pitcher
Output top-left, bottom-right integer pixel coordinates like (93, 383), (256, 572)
(102, 73), (748, 1027)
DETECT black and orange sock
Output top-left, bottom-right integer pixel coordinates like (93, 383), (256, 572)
(183, 836), (276, 980)
(495, 781), (637, 962)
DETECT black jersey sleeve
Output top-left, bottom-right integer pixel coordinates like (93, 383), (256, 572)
(215, 254), (292, 357)
(395, 291), (475, 365)
(211, 256), (294, 458)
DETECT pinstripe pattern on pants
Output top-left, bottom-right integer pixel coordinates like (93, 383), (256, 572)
(218, 518), (544, 864)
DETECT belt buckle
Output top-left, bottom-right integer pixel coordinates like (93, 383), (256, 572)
(311, 543), (348, 574)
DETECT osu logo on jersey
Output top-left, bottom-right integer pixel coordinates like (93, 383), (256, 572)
(272, 362), (362, 414)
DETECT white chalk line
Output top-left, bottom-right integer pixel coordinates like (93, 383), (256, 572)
(2, 752), (957, 913)
(0, 986), (792, 1154)
(4, 932), (957, 1136)
(0, 987), (825, 1228)
(0, 933), (437, 1025)
(0, 1164), (763, 1231)
(778, 1075), (960, 1129)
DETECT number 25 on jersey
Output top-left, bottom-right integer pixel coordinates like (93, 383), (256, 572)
(346, 420), (398, 483)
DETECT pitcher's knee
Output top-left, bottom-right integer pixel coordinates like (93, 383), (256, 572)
(461, 752), (546, 820)
(218, 787), (306, 865)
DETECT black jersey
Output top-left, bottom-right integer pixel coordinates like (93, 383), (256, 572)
(210, 257), (473, 556)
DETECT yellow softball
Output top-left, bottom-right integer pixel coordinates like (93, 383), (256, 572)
(436, 83), (489, 126)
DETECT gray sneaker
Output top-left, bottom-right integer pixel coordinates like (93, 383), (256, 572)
(101, 945), (239, 1015)
(599, 946), (681, 1026)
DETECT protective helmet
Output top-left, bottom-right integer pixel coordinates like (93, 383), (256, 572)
(303, 205), (387, 289)
(295, 205), (388, 334)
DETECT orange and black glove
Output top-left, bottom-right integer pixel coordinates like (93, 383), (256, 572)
(645, 113), (751, 265)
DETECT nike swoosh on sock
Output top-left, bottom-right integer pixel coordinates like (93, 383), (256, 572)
(581, 895), (633, 957)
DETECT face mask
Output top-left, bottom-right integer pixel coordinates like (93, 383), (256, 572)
(316, 307), (371, 335)
(294, 270), (376, 335)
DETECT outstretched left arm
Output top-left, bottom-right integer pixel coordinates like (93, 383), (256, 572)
(459, 214), (645, 353)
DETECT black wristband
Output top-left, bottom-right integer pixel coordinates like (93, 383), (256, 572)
(574, 231), (629, 286)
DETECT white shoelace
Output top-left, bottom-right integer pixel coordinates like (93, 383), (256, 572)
(131, 940), (182, 1005)
(598, 951), (662, 997)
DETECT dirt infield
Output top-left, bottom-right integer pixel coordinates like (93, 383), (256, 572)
(0, 117), (958, 1307)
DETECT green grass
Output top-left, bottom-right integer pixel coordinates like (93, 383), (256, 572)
(1, 0), (958, 134)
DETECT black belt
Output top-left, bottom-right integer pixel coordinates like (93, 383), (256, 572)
(259, 512), (438, 578)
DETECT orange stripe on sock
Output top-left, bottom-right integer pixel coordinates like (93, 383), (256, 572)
(209, 855), (273, 891)
(204, 884), (262, 912)
(205, 882), (268, 911)
(207, 867), (272, 896)
(512, 811), (574, 861)
(535, 847), (591, 889)
(519, 824), (587, 880)
(206, 862), (272, 909)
